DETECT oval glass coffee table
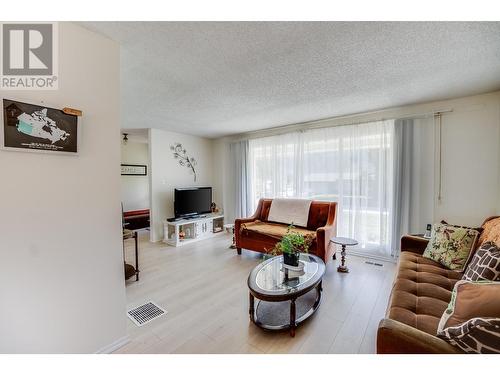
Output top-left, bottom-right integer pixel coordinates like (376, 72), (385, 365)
(247, 253), (325, 337)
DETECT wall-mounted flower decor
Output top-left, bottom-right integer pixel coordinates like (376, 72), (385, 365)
(170, 143), (198, 182)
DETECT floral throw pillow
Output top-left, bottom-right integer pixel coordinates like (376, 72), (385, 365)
(423, 223), (480, 272)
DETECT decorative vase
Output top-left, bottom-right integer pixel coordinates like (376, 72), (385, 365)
(283, 251), (300, 267)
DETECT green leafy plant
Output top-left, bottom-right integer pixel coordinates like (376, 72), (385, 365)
(268, 224), (314, 256)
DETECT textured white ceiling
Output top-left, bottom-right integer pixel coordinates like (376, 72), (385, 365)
(82, 22), (500, 138)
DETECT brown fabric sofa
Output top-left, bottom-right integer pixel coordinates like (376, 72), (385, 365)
(235, 199), (337, 263)
(377, 216), (500, 354)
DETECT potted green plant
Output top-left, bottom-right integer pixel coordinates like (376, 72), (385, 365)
(269, 225), (314, 267)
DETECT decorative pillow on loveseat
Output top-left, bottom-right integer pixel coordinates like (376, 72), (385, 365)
(478, 216), (500, 247)
(463, 242), (500, 281)
(437, 280), (500, 354)
(422, 223), (480, 272)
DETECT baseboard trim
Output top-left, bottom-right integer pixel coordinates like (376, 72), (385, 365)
(348, 250), (397, 263)
(95, 335), (130, 354)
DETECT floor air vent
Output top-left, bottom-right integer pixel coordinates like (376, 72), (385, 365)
(127, 301), (166, 326)
(365, 261), (384, 267)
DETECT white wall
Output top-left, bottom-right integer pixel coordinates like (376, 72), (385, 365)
(408, 118), (436, 233)
(212, 138), (227, 219)
(121, 141), (150, 211)
(149, 128), (215, 242)
(218, 91), (500, 228)
(0, 23), (126, 353)
(435, 94), (500, 226)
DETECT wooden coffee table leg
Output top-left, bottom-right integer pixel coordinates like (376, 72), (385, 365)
(249, 293), (255, 322)
(290, 298), (296, 337)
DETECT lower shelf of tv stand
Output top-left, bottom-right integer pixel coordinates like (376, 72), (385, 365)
(164, 231), (225, 247)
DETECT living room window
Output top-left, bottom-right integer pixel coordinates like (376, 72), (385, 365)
(248, 120), (396, 259)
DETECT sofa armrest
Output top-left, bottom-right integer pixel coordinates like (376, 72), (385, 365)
(315, 202), (338, 261)
(234, 199), (263, 238)
(401, 235), (429, 255)
(377, 319), (461, 354)
(235, 215), (259, 226)
(316, 202), (337, 233)
(316, 223), (336, 242)
(316, 223), (336, 260)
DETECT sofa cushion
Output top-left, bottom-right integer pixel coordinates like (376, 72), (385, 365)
(422, 223), (480, 272)
(479, 216), (500, 247)
(387, 251), (463, 335)
(463, 242), (500, 281)
(307, 201), (332, 230)
(439, 317), (500, 354)
(239, 221), (317, 254)
(437, 280), (500, 353)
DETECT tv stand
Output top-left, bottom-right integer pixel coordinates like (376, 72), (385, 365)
(181, 214), (207, 220)
(163, 213), (224, 247)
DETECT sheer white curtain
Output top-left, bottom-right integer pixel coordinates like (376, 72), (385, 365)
(391, 119), (414, 258)
(248, 120), (396, 259)
(229, 140), (252, 218)
(391, 117), (435, 257)
(248, 132), (302, 202)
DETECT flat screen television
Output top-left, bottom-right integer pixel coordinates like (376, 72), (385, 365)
(174, 187), (212, 218)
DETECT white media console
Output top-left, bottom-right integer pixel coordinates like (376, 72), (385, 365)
(163, 213), (225, 246)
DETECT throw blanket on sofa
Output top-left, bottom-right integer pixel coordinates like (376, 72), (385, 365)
(267, 198), (312, 227)
(241, 220), (316, 239)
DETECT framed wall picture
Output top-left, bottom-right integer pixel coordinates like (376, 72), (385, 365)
(121, 164), (147, 176)
(1, 98), (79, 154)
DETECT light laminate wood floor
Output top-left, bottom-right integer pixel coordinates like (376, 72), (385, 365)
(116, 231), (396, 354)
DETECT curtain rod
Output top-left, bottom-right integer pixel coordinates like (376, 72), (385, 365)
(231, 108), (454, 142)
(297, 108), (454, 130)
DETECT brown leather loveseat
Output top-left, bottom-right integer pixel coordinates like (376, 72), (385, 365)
(235, 198), (338, 263)
(377, 216), (500, 354)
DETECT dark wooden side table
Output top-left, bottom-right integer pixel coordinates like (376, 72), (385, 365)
(123, 229), (139, 281)
(330, 236), (358, 273)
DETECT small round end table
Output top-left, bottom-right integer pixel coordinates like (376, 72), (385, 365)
(330, 237), (358, 273)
